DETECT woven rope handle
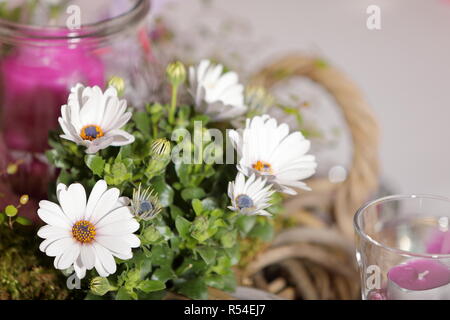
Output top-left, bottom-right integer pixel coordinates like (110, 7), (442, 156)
(250, 54), (380, 239)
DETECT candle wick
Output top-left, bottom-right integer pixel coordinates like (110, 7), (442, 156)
(418, 270), (429, 280)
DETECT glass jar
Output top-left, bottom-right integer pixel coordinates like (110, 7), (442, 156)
(354, 195), (450, 300)
(0, 0), (161, 221)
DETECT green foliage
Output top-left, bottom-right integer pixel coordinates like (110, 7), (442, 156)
(47, 101), (283, 300)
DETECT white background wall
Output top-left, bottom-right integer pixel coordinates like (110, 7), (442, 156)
(166, 0), (450, 197)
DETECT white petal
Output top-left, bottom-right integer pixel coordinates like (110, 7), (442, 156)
(93, 256), (109, 277)
(80, 244), (96, 269)
(93, 242), (117, 275)
(121, 234), (141, 248)
(85, 180), (107, 221)
(37, 225), (70, 239)
(56, 242), (80, 270)
(74, 256), (87, 279)
(95, 235), (133, 255)
(96, 219), (140, 236)
(39, 199), (74, 225)
(45, 238), (75, 257)
(59, 183), (87, 221)
(85, 136), (115, 154)
(106, 129), (135, 147)
(89, 187), (120, 224)
(95, 206), (133, 228)
(39, 237), (65, 252)
(37, 209), (72, 229)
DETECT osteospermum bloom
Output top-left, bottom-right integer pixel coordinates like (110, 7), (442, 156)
(37, 180), (140, 279)
(188, 59), (247, 121)
(58, 83), (135, 154)
(131, 184), (161, 221)
(228, 173), (274, 216)
(228, 115), (317, 195)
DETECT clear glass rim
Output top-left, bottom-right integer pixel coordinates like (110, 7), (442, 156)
(0, 0), (150, 45)
(354, 194), (450, 259)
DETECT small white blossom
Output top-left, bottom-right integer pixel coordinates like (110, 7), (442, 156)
(229, 115), (317, 195)
(189, 59), (247, 122)
(59, 84), (135, 154)
(228, 173), (274, 216)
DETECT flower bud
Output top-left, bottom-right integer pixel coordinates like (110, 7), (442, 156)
(6, 163), (18, 175)
(19, 194), (29, 205)
(146, 139), (172, 179)
(108, 76), (125, 97)
(166, 61), (186, 87)
(90, 277), (111, 296)
(151, 138), (171, 158)
(5, 205), (18, 217)
(131, 185), (162, 221)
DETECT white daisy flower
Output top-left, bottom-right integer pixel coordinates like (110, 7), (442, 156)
(58, 83), (135, 154)
(228, 173), (274, 216)
(37, 180), (140, 280)
(228, 115), (317, 195)
(188, 59), (247, 122)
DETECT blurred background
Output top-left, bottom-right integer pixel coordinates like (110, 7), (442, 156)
(159, 0), (450, 197)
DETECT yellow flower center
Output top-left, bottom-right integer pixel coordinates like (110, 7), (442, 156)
(80, 125), (104, 141)
(72, 220), (96, 243)
(252, 160), (273, 174)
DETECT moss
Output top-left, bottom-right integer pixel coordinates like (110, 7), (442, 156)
(0, 226), (69, 300)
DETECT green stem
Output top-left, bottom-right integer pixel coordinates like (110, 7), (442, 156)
(168, 85), (178, 125)
(152, 122), (158, 138)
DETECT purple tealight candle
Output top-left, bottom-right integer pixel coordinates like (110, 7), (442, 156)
(387, 259), (450, 300)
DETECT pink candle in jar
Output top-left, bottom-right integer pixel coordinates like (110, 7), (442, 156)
(0, 43), (104, 153)
(387, 259), (450, 300)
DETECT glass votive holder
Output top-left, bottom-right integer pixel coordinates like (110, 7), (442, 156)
(354, 195), (450, 300)
(0, 0), (156, 154)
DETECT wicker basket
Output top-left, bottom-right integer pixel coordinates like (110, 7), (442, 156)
(239, 54), (380, 300)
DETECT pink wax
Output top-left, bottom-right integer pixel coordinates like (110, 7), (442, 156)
(0, 44), (105, 152)
(426, 230), (450, 254)
(388, 259), (450, 291)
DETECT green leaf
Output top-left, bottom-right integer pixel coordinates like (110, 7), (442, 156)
(211, 255), (232, 275)
(0, 212), (5, 224)
(192, 199), (203, 216)
(177, 278), (208, 300)
(85, 155), (105, 176)
(16, 216), (32, 226)
(190, 216), (210, 242)
(169, 205), (183, 221)
(236, 215), (257, 234)
(111, 162), (129, 181)
(181, 187), (205, 201)
(151, 176), (174, 207)
(249, 220), (274, 241)
(137, 280), (166, 293)
(201, 198), (217, 210)
(115, 287), (134, 300)
(141, 226), (162, 244)
(220, 230), (236, 248)
(151, 244), (174, 267)
(196, 247), (217, 265)
(175, 216), (191, 238)
(152, 267), (176, 283)
(5, 205), (17, 217)
(133, 111), (151, 136)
